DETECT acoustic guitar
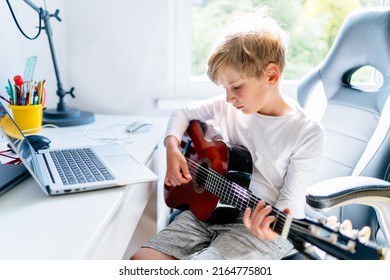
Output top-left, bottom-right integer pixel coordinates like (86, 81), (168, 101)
(164, 120), (385, 260)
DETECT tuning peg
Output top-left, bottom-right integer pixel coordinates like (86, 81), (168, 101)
(383, 248), (389, 260)
(345, 240), (357, 253)
(339, 219), (360, 238)
(324, 215), (340, 230)
(304, 245), (316, 259)
(325, 215), (338, 225)
(329, 233), (338, 244)
(358, 226), (371, 243)
(340, 219), (353, 232)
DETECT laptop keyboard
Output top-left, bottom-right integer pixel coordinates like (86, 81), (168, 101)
(50, 148), (115, 185)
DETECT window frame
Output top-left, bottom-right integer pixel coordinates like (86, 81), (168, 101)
(172, 0), (389, 99)
(172, 0), (224, 98)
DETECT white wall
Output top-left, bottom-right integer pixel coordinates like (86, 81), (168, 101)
(0, 0), (66, 111)
(65, 0), (174, 115)
(1, 0), (174, 116)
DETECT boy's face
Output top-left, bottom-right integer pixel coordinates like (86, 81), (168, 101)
(218, 66), (277, 115)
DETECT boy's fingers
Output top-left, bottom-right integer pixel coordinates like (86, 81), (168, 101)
(242, 207), (252, 228)
(180, 162), (192, 180)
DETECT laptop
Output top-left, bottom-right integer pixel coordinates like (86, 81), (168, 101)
(0, 164), (30, 196)
(0, 102), (157, 195)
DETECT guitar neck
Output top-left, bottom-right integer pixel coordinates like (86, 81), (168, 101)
(204, 169), (289, 236)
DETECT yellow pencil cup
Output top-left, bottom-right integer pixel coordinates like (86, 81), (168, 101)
(9, 104), (43, 134)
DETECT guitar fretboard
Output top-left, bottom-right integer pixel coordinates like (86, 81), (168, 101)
(203, 166), (288, 235)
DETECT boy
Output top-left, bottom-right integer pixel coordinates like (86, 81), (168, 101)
(131, 9), (324, 260)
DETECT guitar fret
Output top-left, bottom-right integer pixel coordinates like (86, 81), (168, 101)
(232, 182), (250, 211)
(204, 172), (216, 195)
(202, 164), (288, 237)
(205, 171), (287, 236)
(206, 172), (229, 204)
(272, 211), (280, 231)
(205, 171), (259, 212)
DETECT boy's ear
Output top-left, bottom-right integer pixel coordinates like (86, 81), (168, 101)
(265, 63), (280, 85)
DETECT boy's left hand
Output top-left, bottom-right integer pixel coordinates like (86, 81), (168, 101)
(243, 200), (289, 241)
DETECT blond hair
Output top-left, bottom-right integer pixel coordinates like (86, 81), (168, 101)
(207, 9), (287, 85)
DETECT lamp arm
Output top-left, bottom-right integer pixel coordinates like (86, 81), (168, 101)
(22, 0), (40, 13)
(22, 0), (72, 112)
(14, 0), (94, 126)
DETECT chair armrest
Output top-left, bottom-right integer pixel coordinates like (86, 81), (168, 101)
(306, 176), (390, 210)
(306, 176), (390, 247)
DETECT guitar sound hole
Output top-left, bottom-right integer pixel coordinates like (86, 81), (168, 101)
(193, 159), (210, 193)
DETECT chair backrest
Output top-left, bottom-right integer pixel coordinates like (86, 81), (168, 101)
(297, 7), (390, 231)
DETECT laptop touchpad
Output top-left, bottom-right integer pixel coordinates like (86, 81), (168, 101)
(105, 154), (141, 171)
(104, 154), (157, 181)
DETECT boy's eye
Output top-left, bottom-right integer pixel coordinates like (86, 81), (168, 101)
(232, 85), (241, 90)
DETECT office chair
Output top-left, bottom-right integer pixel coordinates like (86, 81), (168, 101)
(295, 7), (390, 259)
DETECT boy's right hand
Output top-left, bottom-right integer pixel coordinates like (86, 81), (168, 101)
(164, 136), (192, 187)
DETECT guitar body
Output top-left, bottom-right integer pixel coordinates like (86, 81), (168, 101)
(164, 120), (253, 224)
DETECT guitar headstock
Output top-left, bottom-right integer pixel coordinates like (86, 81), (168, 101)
(316, 216), (380, 260)
(288, 216), (386, 260)
(323, 216), (371, 244)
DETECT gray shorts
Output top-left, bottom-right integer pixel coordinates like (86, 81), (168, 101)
(142, 210), (295, 260)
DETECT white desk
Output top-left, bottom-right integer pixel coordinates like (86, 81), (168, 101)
(0, 114), (169, 259)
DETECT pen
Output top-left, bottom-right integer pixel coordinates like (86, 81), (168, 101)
(5, 78), (46, 106)
(30, 82), (34, 105)
(41, 80), (46, 106)
(7, 79), (15, 105)
(0, 95), (11, 104)
(13, 75), (23, 87)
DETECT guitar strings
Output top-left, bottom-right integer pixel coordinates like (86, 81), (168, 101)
(186, 158), (273, 212)
(185, 158), (323, 240)
(185, 158), (256, 209)
(188, 158), (319, 237)
(184, 157), (381, 259)
(187, 158), (320, 238)
(185, 157), (288, 233)
(185, 157), (267, 211)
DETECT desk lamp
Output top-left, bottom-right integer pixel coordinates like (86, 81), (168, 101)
(17, 0), (95, 127)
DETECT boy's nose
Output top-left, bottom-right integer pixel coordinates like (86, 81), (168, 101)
(225, 89), (235, 103)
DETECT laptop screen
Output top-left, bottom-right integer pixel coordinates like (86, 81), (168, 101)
(0, 102), (43, 187)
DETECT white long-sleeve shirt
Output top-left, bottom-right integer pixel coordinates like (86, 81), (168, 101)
(165, 94), (324, 218)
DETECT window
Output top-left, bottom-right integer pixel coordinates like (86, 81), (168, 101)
(173, 0), (385, 98)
